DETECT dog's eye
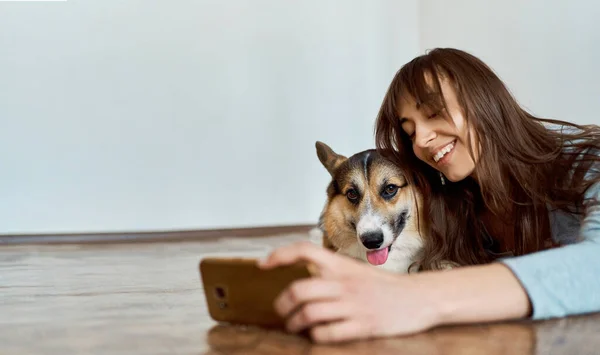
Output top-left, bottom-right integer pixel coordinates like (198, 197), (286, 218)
(382, 184), (399, 198)
(346, 189), (358, 202)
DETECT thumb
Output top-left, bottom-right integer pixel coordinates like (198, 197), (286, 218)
(258, 241), (338, 273)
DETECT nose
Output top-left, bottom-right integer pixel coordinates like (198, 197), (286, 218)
(414, 123), (436, 148)
(359, 231), (384, 250)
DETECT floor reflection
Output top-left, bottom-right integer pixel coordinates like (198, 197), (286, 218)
(204, 320), (537, 355)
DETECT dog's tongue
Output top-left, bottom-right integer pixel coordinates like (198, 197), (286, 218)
(366, 248), (389, 265)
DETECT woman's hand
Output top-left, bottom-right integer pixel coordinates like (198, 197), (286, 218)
(259, 241), (533, 344)
(258, 241), (442, 343)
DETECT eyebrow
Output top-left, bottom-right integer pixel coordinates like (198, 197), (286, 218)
(397, 101), (423, 124)
(399, 92), (442, 119)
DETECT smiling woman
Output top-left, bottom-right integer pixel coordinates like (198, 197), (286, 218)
(375, 48), (600, 269)
(259, 47), (600, 344)
(396, 75), (475, 183)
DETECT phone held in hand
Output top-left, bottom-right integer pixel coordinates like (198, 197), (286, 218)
(199, 257), (318, 329)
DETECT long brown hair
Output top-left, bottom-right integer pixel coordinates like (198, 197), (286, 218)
(374, 48), (600, 270)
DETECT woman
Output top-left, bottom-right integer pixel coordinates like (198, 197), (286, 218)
(259, 48), (600, 344)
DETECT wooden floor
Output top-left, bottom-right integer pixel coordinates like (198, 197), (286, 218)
(1, 232), (599, 354)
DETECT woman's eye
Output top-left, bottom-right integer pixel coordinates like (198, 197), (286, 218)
(428, 108), (445, 119)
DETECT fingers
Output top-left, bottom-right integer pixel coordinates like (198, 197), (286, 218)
(274, 278), (365, 341)
(310, 319), (375, 344)
(258, 241), (337, 271)
(285, 300), (352, 333)
(274, 278), (344, 318)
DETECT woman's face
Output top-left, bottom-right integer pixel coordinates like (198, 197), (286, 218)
(398, 77), (479, 182)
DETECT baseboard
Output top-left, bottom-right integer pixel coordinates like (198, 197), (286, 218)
(0, 224), (316, 245)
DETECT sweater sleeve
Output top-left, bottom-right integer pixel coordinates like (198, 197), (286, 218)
(499, 181), (600, 319)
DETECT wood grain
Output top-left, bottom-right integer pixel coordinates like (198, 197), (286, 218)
(0, 224), (315, 245)
(1, 232), (598, 354)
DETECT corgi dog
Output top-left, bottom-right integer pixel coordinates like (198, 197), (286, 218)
(310, 141), (426, 274)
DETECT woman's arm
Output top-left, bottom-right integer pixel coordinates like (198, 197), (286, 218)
(427, 180), (600, 324)
(259, 242), (534, 343)
(414, 263), (532, 325)
(497, 181), (600, 319)
(427, 181), (600, 324)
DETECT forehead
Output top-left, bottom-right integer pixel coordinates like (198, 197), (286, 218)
(397, 75), (454, 118)
(336, 154), (406, 189)
(397, 93), (421, 118)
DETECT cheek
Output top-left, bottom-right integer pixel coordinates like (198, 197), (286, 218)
(454, 116), (472, 145)
(453, 142), (477, 174)
(412, 145), (427, 163)
(456, 128), (479, 163)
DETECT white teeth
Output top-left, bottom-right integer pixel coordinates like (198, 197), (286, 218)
(433, 142), (455, 163)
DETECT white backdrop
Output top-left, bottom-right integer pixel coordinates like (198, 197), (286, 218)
(419, 0), (600, 126)
(0, 0), (418, 234)
(2, 1), (598, 234)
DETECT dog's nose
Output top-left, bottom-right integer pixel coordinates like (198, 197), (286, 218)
(360, 231), (384, 249)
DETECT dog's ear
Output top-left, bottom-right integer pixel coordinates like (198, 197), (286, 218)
(315, 141), (347, 176)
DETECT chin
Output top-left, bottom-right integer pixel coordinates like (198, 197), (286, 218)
(444, 169), (474, 183)
(429, 166), (467, 183)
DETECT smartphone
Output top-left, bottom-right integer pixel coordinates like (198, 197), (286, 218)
(199, 257), (319, 329)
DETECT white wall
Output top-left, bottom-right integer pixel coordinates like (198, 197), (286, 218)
(419, 0), (600, 126)
(5, 1), (596, 235)
(0, 0), (419, 234)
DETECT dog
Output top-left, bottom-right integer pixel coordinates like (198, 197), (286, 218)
(310, 141), (427, 274)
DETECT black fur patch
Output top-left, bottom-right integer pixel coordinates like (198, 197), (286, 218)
(349, 220), (357, 230)
(362, 151), (374, 182)
(393, 210), (408, 237)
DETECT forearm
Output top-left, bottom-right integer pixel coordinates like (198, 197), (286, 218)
(500, 241), (600, 319)
(415, 263), (532, 326)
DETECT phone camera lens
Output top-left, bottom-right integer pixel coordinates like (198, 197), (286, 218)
(215, 286), (226, 299)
